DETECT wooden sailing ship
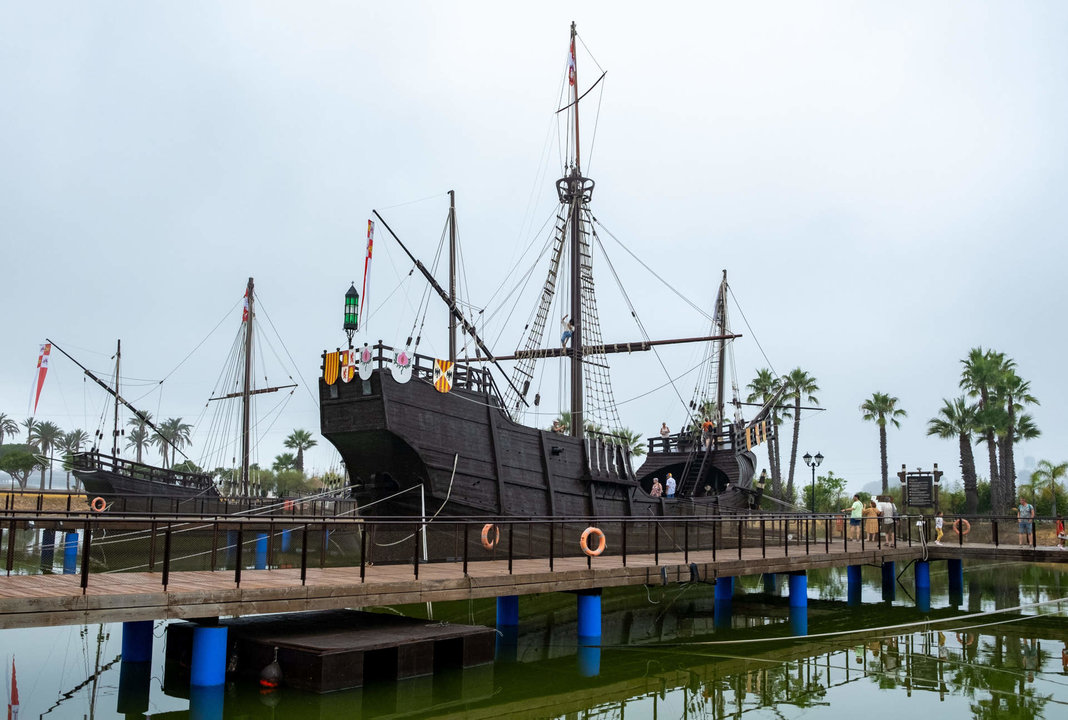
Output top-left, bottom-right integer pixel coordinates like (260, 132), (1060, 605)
(319, 24), (780, 518)
(64, 278), (294, 505)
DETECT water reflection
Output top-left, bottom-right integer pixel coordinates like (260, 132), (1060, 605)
(1, 561), (1065, 718)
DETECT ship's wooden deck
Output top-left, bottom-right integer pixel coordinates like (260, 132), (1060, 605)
(1, 541), (1063, 629)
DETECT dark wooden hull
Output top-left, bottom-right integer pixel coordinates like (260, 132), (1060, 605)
(75, 468), (219, 501)
(320, 365), (760, 519)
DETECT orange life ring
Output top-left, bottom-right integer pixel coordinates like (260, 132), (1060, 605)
(580, 526), (607, 557)
(283, 499), (295, 512)
(953, 519), (971, 535)
(90, 496), (106, 512)
(480, 523), (500, 550)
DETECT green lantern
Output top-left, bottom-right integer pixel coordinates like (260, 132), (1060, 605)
(344, 284), (360, 347)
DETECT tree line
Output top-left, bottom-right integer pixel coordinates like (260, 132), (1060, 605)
(744, 347), (1062, 517)
(0, 413), (328, 497)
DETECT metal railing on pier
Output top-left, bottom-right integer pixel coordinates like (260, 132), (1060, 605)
(3, 510), (1057, 596)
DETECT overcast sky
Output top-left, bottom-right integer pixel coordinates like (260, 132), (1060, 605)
(2, 2), (1065, 497)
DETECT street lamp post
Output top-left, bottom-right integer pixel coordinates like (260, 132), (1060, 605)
(803, 451), (823, 513)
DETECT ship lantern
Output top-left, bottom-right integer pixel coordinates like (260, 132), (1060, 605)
(343, 284), (359, 347)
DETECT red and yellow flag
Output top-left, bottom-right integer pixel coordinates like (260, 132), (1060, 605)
(31, 343), (51, 416)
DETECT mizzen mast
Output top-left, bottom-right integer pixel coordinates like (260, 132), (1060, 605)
(448, 190), (458, 366)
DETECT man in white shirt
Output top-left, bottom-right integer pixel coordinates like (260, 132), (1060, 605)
(877, 495), (896, 543)
(665, 473), (676, 498)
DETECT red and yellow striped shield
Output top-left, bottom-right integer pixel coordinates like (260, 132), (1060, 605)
(432, 359), (454, 393)
(323, 351), (340, 386)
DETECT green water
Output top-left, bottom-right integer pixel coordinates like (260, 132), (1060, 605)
(2, 561), (1065, 718)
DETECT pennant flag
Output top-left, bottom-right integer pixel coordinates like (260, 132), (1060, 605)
(568, 39), (576, 86)
(7, 657), (18, 720)
(242, 287), (250, 323)
(360, 220), (374, 329)
(432, 359), (454, 393)
(31, 343), (51, 416)
(323, 351), (340, 386)
(340, 350), (356, 383)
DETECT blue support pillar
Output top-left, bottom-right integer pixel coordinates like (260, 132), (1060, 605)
(226, 530), (238, 564)
(41, 528), (56, 572)
(62, 531), (78, 574)
(190, 626), (228, 687)
(495, 596), (520, 661)
(577, 591), (602, 637)
(788, 572), (808, 634)
(121, 621), (154, 663)
(762, 573), (779, 595)
(788, 571), (808, 608)
(847, 565), (862, 606)
(496, 595), (519, 627)
(915, 560), (931, 613)
(714, 576), (734, 629)
(281, 528), (292, 553)
(947, 558), (964, 607)
(254, 532), (268, 570)
(576, 590), (602, 677)
(881, 561), (896, 602)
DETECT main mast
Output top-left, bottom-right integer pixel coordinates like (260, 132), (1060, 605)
(241, 276), (254, 495)
(566, 21), (586, 438)
(716, 271), (727, 425)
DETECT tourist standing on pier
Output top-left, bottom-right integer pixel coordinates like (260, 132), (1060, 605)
(863, 500), (880, 542)
(1017, 496), (1035, 546)
(843, 495), (863, 541)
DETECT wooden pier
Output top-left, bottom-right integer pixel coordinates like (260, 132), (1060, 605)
(1, 539), (1063, 629)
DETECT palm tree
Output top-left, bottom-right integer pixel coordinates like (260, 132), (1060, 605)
(860, 392), (907, 495)
(994, 369), (1038, 506)
(961, 348), (1005, 512)
(283, 429), (318, 473)
(927, 397), (979, 513)
(59, 429), (90, 491)
(613, 428), (646, 457)
(152, 417), (193, 469)
(22, 417), (39, 450)
(0, 413), (19, 445)
(1030, 460), (1067, 517)
(273, 453), (297, 471)
(782, 368), (819, 502)
(33, 421), (63, 490)
(126, 413), (153, 463)
(747, 369), (785, 497)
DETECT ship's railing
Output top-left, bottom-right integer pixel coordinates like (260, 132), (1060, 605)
(72, 452), (216, 492)
(0, 489), (360, 517)
(648, 426), (736, 454)
(3, 511), (1058, 593)
(348, 343), (505, 407)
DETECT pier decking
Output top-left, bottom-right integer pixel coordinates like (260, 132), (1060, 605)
(1, 540), (1062, 629)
